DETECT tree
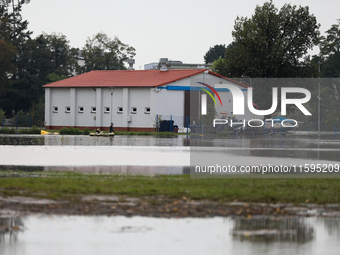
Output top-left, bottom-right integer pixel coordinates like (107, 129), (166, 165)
(204, 44), (226, 64)
(1, 1), (76, 115)
(217, 1), (320, 78)
(42, 32), (79, 76)
(200, 104), (218, 134)
(3, 1), (34, 115)
(319, 20), (340, 78)
(81, 32), (136, 72)
(0, 5), (17, 112)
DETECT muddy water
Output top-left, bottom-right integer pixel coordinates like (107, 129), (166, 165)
(0, 134), (339, 174)
(0, 135), (189, 147)
(0, 215), (339, 255)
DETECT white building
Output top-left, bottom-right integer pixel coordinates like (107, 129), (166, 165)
(144, 60), (212, 70)
(43, 67), (252, 131)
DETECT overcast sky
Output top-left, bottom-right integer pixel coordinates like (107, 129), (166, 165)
(20, 0), (340, 70)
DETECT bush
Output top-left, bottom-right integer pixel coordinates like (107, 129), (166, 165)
(0, 109), (5, 121)
(60, 127), (69, 135)
(83, 127), (90, 135)
(20, 126), (41, 134)
(74, 128), (82, 135)
(0, 128), (15, 134)
(60, 127), (83, 135)
(69, 126), (75, 134)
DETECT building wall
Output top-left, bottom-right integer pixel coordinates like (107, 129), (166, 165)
(75, 88), (96, 127)
(188, 73), (254, 121)
(45, 86), (183, 131)
(153, 89), (185, 127)
(47, 88), (71, 127)
(123, 88), (152, 128)
(44, 72), (254, 131)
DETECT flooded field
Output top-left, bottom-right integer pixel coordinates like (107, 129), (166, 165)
(0, 134), (189, 147)
(0, 215), (339, 255)
(1, 133), (339, 150)
(0, 134), (339, 174)
(1, 135), (339, 254)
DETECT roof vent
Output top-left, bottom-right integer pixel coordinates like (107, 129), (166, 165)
(127, 59), (135, 70)
(159, 58), (168, 72)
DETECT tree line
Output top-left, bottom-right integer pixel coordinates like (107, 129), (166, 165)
(0, 1), (135, 119)
(204, 1), (340, 127)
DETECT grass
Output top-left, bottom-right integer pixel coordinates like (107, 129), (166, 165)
(0, 171), (340, 204)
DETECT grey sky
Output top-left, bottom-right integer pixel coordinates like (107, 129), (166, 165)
(21, 0), (340, 70)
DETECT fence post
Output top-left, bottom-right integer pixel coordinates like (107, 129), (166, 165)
(186, 116), (189, 135)
(170, 115), (172, 132)
(307, 121), (309, 137)
(16, 116), (18, 130)
(156, 115), (158, 132)
(263, 121), (265, 138)
(335, 124), (336, 139)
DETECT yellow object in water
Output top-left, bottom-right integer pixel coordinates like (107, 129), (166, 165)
(41, 130), (59, 135)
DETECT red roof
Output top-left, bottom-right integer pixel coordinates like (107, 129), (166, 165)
(43, 69), (249, 88)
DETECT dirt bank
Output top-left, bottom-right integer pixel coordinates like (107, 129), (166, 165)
(1, 195), (339, 218)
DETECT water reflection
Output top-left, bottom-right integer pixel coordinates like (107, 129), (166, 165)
(232, 216), (314, 243)
(190, 136), (340, 161)
(1, 135), (340, 169)
(0, 135), (190, 147)
(0, 136), (44, 146)
(0, 217), (23, 243)
(1, 135), (339, 151)
(190, 136), (340, 149)
(0, 216), (339, 255)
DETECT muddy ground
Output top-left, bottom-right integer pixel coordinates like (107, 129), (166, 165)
(1, 195), (340, 218)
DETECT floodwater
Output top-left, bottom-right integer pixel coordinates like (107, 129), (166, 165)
(0, 215), (339, 255)
(0, 134), (189, 147)
(1, 133), (339, 150)
(0, 134), (339, 174)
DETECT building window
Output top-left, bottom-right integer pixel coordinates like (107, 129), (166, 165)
(91, 107), (96, 113)
(144, 107), (150, 114)
(131, 107), (137, 114)
(78, 107), (84, 113)
(104, 107), (110, 113)
(117, 107), (123, 114)
(53, 106), (58, 113)
(65, 106), (70, 113)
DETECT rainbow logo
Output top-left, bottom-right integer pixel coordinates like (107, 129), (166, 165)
(196, 82), (223, 106)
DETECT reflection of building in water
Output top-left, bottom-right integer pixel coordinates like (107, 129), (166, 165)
(232, 216), (314, 243)
(0, 217), (24, 243)
(249, 138), (339, 162)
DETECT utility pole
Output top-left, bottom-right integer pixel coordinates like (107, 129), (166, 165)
(318, 61), (322, 138)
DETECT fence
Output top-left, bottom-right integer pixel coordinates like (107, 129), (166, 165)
(155, 115), (189, 133)
(295, 121), (340, 137)
(1, 116), (44, 130)
(155, 115), (230, 136)
(335, 125), (340, 138)
(154, 115), (340, 139)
